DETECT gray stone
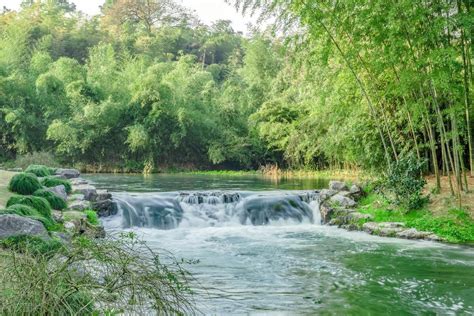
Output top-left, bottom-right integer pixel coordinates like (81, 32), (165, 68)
(96, 189), (112, 201)
(72, 184), (97, 201)
(55, 168), (80, 179)
(329, 181), (349, 192)
(70, 178), (89, 185)
(425, 234), (444, 242)
(49, 174), (67, 180)
(92, 199), (118, 217)
(68, 194), (85, 202)
(0, 214), (48, 238)
(52, 210), (63, 223)
(396, 228), (431, 240)
(63, 211), (87, 222)
(330, 194), (357, 208)
(319, 189), (337, 202)
(47, 185), (67, 201)
(68, 200), (90, 211)
(349, 184), (363, 199)
(64, 221), (76, 231)
(320, 204), (335, 224)
(362, 222), (405, 237)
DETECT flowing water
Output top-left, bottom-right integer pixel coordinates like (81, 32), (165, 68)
(84, 174), (474, 315)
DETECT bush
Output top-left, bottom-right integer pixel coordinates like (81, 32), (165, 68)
(8, 173), (42, 195)
(84, 210), (99, 225)
(6, 195), (52, 220)
(25, 165), (53, 177)
(382, 154), (428, 211)
(14, 152), (60, 170)
(0, 234), (196, 315)
(33, 189), (67, 210)
(41, 177), (72, 194)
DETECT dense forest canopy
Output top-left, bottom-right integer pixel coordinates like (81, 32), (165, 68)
(0, 0), (473, 183)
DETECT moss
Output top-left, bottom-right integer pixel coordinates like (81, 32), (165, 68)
(6, 195), (52, 220)
(84, 210), (99, 225)
(41, 177), (72, 194)
(25, 164), (53, 177)
(8, 173), (42, 195)
(33, 189), (67, 210)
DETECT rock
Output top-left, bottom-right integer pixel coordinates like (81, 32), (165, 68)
(330, 194), (357, 208)
(7, 167), (23, 172)
(425, 234), (444, 242)
(49, 174), (67, 180)
(47, 185), (67, 201)
(70, 178), (89, 185)
(362, 222), (405, 237)
(64, 221), (76, 231)
(51, 231), (71, 243)
(349, 184), (363, 199)
(68, 194), (85, 202)
(55, 168), (80, 179)
(0, 214), (48, 238)
(92, 199), (118, 217)
(68, 200), (90, 211)
(320, 204), (335, 224)
(63, 211), (87, 222)
(72, 184), (97, 201)
(328, 211), (372, 226)
(96, 189), (112, 201)
(319, 189), (338, 202)
(52, 210), (64, 223)
(329, 181), (349, 192)
(396, 228), (431, 240)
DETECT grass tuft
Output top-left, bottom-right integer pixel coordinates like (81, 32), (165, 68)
(24, 165), (53, 177)
(33, 189), (67, 210)
(8, 173), (42, 195)
(6, 195), (52, 220)
(41, 177), (72, 194)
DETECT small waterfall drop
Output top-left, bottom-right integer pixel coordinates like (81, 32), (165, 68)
(109, 190), (321, 229)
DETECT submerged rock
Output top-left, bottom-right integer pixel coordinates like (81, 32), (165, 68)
(0, 214), (48, 238)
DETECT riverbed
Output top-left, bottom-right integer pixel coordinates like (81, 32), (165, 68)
(84, 173), (474, 315)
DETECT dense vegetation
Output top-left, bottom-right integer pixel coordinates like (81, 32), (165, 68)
(0, 0), (472, 194)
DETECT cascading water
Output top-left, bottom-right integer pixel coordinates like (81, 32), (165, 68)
(108, 190), (321, 229)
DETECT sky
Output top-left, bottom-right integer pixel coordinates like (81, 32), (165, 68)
(0, 0), (256, 32)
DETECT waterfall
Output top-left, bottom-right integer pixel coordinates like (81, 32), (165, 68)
(110, 191), (321, 229)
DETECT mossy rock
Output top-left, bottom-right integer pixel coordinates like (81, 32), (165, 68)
(41, 177), (72, 194)
(8, 172), (43, 195)
(1, 204), (56, 231)
(6, 195), (52, 220)
(25, 164), (53, 177)
(33, 189), (67, 210)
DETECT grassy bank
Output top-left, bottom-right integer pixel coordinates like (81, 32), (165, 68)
(357, 191), (474, 244)
(0, 170), (14, 208)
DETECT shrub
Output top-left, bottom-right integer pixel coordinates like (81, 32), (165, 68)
(6, 195), (52, 220)
(381, 154), (428, 211)
(84, 210), (99, 225)
(14, 152), (60, 170)
(33, 189), (67, 210)
(25, 165), (54, 177)
(8, 173), (42, 195)
(0, 234), (196, 315)
(41, 177), (72, 194)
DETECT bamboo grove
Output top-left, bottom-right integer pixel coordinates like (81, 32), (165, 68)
(0, 0), (473, 199)
(233, 0), (474, 197)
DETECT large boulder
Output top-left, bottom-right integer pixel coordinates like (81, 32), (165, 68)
(330, 194), (357, 208)
(349, 184), (363, 199)
(329, 181), (349, 192)
(319, 189), (338, 202)
(92, 199), (118, 217)
(55, 168), (80, 179)
(46, 184), (67, 201)
(68, 194), (85, 202)
(0, 214), (48, 238)
(72, 184), (98, 201)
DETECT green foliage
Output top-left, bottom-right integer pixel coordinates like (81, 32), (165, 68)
(14, 152), (60, 170)
(6, 195), (52, 220)
(33, 189), (67, 210)
(25, 164), (52, 177)
(41, 177), (72, 194)
(358, 193), (474, 243)
(84, 210), (99, 225)
(3, 204), (40, 217)
(8, 173), (42, 195)
(0, 234), (196, 315)
(382, 155), (428, 211)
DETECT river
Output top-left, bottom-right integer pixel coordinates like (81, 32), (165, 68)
(84, 173), (474, 315)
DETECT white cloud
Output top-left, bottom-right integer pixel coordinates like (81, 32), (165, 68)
(0, 0), (255, 32)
